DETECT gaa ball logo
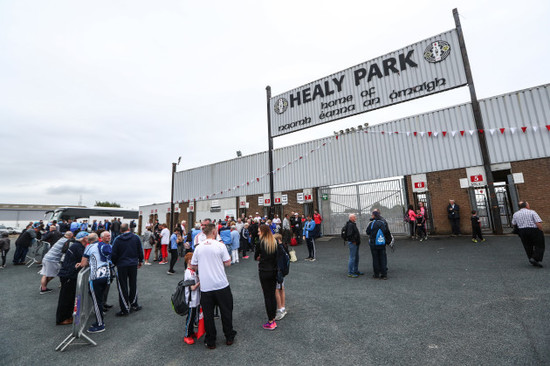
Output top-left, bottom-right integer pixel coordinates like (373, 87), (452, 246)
(274, 98), (289, 114)
(423, 40), (451, 63)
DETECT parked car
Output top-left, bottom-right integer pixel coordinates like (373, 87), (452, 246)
(7, 226), (22, 235)
(0, 225), (9, 235)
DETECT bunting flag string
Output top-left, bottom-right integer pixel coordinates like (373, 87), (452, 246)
(174, 123), (550, 203)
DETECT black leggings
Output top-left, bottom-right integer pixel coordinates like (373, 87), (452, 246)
(169, 249), (178, 272)
(259, 271), (277, 321)
(1, 249), (9, 267)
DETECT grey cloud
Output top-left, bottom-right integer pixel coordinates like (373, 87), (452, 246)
(46, 185), (97, 195)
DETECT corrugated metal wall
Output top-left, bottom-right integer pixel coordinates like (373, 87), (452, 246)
(174, 84), (550, 203)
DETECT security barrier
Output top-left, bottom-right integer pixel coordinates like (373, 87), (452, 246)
(55, 267), (97, 351)
(26, 240), (50, 268)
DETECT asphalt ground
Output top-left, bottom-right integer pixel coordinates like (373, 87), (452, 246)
(0, 234), (548, 366)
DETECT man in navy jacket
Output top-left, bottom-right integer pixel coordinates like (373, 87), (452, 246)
(112, 224), (143, 316)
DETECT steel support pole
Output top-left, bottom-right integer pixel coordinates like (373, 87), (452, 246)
(266, 86), (275, 219)
(453, 8), (503, 234)
(170, 162), (176, 231)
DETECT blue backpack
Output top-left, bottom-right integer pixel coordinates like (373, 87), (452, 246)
(371, 220), (386, 246)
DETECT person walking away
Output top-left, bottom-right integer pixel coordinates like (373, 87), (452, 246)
(111, 224), (144, 316)
(447, 200), (461, 236)
(512, 201), (545, 267)
(76, 233), (112, 333)
(168, 228), (181, 274)
(344, 213), (363, 278)
(471, 210), (485, 243)
(302, 215), (316, 261)
(56, 232), (89, 325)
(273, 233), (288, 321)
(313, 210), (323, 238)
(190, 223), (236, 349)
(0, 232), (10, 268)
(415, 209), (427, 241)
(159, 224), (170, 264)
(419, 201), (428, 238)
(183, 252), (201, 345)
(240, 223), (250, 259)
(255, 225), (278, 330)
(406, 205), (416, 239)
(230, 225), (240, 264)
(142, 227), (154, 265)
(111, 218), (122, 242)
(366, 211), (391, 280)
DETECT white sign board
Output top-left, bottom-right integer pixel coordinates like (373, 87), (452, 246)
(297, 192), (304, 204)
(459, 178), (469, 189)
(270, 29), (467, 137)
(239, 196), (247, 208)
(211, 200), (220, 208)
(188, 203), (194, 212)
(512, 172), (524, 184)
(263, 194), (271, 207)
(258, 196), (264, 206)
(281, 194), (288, 205)
(274, 192), (282, 205)
(303, 188), (313, 203)
(411, 174), (428, 193)
(466, 166), (486, 187)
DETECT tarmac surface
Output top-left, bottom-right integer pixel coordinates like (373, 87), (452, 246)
(0, 234), (549, 365)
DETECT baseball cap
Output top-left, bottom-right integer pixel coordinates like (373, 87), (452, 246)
(76, 231), (89, 240)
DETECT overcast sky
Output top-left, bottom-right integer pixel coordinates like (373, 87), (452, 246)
(1, 0), (549, 209)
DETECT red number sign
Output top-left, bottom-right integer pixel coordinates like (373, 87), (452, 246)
(470, 174), (483, 182)
(414, 182), (425, 189)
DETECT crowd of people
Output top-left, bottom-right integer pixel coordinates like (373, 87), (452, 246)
(0, 200), (544, 348)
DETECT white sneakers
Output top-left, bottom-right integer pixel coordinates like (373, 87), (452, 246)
(275, 309), (287, 321)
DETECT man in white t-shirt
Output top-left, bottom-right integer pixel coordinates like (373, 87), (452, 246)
(190, 223), (236, 349)
(159, 224), (170, 264)
(194, 219), (220, 249)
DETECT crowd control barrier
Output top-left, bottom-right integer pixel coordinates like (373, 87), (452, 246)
(55, 267), (97, 351)
(26, 240), (50, 268)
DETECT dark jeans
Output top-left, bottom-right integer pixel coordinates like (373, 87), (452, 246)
(240, 240), (248, 257)
(450, 218), (461, 235)
(416, 225), (426, 239)
(518, 228), (545, 262)
(1, 249), (9, 266)
(348, 242), (359, 275)
(409, 221), (416, 237)
(56, 277), (77, 323)
(306, 237), (316, 259)
(472, 225), (484, 240)
(169, 248), (178, 272)
(370, 245), (387, 277)
(90, 277), (108, 326)
(116, 265), (138, 313)
(13, 245), (29, 264)
(200, 286), (236, 346)
(259, 271), (277, 321)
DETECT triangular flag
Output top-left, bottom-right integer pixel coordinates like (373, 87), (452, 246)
(428, 131), (432, 137)
(381, 131), (385, 135)
(394, 131), (399, 134)
(299, 156), (303, 159)
(413, 132), (417, 137)
(468, 130), (475, 136)
(246, 182), (250, 185)
(533, 126), (538, 132)
(546, 125), (550, 131)
(256, 178), (259, 182)
(322, 143), (326, 146)
(406, 132), (411, 136)
(510, 127), (517, 134)
(420, 132), (425, 137)
(489, 129), (495, 135)
(442, 131), (447, 137)
(335, 135), (339, 140)
(521, 126), (527, 133)
(451, 131), (457, 137)
(479, 129), (484, 134)
(460, 131), (465, 136)
(433, 132), (439, 137)
(500, 128), (505, 134)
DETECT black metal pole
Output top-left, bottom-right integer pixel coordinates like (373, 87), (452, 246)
(170, 162), (176, 231)
(453, 8), (503, 234)
(266, 86), (275, 219)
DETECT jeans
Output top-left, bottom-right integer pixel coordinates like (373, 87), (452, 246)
(13, 245), (29, 264)
(348, 242), (359, 274)
(370, 245), (387, 277)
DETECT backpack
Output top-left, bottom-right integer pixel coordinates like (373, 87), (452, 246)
(276, 243), (290, 283)
(371, 220), (386, 246)
(171, 279), (196, 316)
(340, 223), (348, 241)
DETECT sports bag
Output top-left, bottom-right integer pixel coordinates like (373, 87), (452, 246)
(171, 279), (196, 316)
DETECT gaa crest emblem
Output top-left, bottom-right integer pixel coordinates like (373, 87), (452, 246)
(423, 40), (451, 63)
(274, 98), (289, 115)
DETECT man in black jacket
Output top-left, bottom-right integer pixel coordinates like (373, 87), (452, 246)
(447, 200), (461, 236)
(344, 214), (363, 278)
(112, 223), (144, 316)
(366, 211), (391, 280)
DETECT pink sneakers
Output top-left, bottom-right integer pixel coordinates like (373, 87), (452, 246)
(262, 321), (277, 330)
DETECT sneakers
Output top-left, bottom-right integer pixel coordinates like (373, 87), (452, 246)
(310, 258), (316, 262)
(304, 258), (311, 261)
(275, 310), (287, 321)
(87, 324), (105, 333)
(115, 310), (130, 317)
(472, 239), (478, 243)
(167, 270), (175, 275)
(355, 272), (365, 276)
(347, 274), (359, 278)
(481, 239), (486, 242)
(159, 261), (168, 265)
(40, 287), (53, 295)
(131, 305), (143, 312)
(183, 337), (195, 345)
(144, 262), (152, 266)
(262, 321), (277, 330)
(243, 256), (249, 259)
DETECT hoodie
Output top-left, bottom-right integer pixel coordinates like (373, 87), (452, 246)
(112, 232), (144, 267)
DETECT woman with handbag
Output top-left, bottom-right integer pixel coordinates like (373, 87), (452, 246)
(142, 227), (154, 265)
(255, 224), (278, 330)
